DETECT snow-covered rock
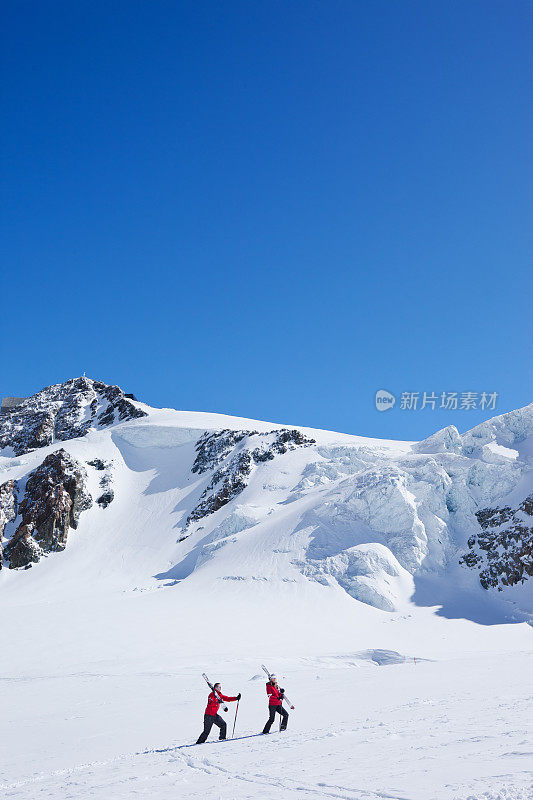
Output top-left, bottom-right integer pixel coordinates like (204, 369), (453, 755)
(0, 376), (146, 456)
(460, 494), (533, 590)
(3, 449), (92, 568)
(183, 428), (315, 533)
(0, 479), (18, 568)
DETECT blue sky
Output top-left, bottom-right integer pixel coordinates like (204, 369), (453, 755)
(1, 1), (531, 440)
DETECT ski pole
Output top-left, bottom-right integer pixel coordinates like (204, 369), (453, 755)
(232, 699), (240, 738)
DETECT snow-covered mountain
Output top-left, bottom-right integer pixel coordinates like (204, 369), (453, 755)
(1, 378), (532, 800)
(1, 377), (531, 620)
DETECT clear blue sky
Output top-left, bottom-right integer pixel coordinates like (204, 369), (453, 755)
(1, 1), (532, 440)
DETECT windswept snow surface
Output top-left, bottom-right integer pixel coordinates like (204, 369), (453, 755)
(1, 400), (532, 799)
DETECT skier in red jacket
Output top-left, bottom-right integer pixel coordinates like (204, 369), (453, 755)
(196, 682), (241, 743)
(262, 674), (289, 733)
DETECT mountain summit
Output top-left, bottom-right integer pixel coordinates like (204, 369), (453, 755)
(0, 376), (146, 455)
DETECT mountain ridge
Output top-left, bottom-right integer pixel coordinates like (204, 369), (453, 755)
(1, 378), (532, 623)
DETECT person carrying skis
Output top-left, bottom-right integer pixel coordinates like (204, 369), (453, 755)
(196, 682), (241, 744)
(262, 674), (289, 733)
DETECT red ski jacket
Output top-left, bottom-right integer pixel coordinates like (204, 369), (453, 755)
(205, 690), (237, 716)
(266, 682), (283, 706)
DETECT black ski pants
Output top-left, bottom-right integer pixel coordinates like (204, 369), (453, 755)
(263, 704), (288, 733)
(197, 713), (227, 743)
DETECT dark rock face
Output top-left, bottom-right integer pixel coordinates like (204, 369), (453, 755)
(96, 490), (114, 509)
(87, 458), (106, 471)
(4, 449), (92, 569)
(187, 451), (253, 527)
(0, 479), (18, 569)
(184, 428), (315, 532)
(7, 523), (41, 569)
(460, 495), (533, 590)
(87, 458), (115, 509)
(191, 430), (252, 475)
(0, 377), (146, 456)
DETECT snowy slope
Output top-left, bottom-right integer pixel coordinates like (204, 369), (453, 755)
(2, 380), (531, 619)
(0, 378), (532, 800)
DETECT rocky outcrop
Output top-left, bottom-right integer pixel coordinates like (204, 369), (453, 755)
(460, 495), (533, 590)
(191, 430), (252, 475)
(0, 377), (146, 455)
(0, 479), (18, 568)
(87, 459), (115, 509)
(87, 458), (106, 471)
(4, 449), (92, 569)
(7, 523), (41, 569)
(96, 490), (114, 509)
(184, 429), (315, 533)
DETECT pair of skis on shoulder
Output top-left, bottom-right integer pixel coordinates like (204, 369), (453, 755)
(202, 666), (295, 710)
(202, 672), (229, 710)
(202, 671), (241, 738)
(261, 664), (295, 709)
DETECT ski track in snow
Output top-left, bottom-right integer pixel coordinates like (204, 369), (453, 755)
(0, 734), (423, 800)
(2, 681), (531, 800)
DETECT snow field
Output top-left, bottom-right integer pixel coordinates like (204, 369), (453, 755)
(1, 649), (531, 800)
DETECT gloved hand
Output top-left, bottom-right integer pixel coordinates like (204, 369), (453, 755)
(236, 693), (241, 700)
(280, 688), (285, 694)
